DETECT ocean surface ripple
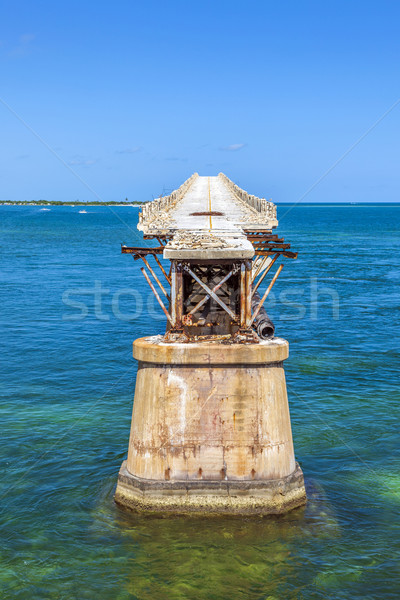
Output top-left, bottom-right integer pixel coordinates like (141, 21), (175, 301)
(0, 204), (399, 599)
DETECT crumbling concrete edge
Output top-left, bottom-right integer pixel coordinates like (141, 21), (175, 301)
(139, 172), (199, 232)
(132, 336), (289, 365)
(218, 172), (278, 227)
(114, 461), (306, 516)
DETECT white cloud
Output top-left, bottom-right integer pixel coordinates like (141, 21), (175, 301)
(220, 143), (247, 152)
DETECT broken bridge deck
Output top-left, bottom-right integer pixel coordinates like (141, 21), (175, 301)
(137, 173), (278, 259)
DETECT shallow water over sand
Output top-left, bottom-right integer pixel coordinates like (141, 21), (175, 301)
(0, 203), (399, 599)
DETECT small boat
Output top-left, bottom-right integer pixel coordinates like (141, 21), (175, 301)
(79, 210), (87, 213)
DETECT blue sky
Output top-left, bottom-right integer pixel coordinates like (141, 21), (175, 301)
(1, 0), (399, 202)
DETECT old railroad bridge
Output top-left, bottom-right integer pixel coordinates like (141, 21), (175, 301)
(122, 172), (296, 341)
(115, 173), (306, 516)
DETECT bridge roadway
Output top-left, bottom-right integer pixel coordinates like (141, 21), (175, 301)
(140, 174), (276, 260)
(169, 175), (258, 233)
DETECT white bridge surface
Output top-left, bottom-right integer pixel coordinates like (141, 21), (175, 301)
(171, 176), (257, 233)
(139, 174), (277, 259)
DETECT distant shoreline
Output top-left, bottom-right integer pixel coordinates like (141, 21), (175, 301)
(0, 201), (144, 207)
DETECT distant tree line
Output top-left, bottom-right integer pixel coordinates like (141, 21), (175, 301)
(0, 199), (146, 206)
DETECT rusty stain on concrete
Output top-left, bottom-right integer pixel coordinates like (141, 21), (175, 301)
(115, 337), (306, 514)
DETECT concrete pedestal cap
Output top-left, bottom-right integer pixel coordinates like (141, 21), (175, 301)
(133, 335), (289, 365)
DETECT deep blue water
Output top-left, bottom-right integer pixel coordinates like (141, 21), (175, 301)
(0, 204), (399, 599)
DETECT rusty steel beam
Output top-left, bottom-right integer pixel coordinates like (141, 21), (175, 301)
(250, 263), (284, 327)
(121, 245), (164, 255)
(170, 262), (184, 328)
(255, 250), (298, 259)
(140, 256), (170, 302)
(243, 229), (273, 235)
(282, 250), (298, 259)
(240, 262), (246, 327)
(239, 260), (253, 327)
(252, 255), (270, 282)
(153, 254), (171, 285)
(175, 265), (184, 328)
(140, 267), (174, 326)
(170, 265), (177, 326)
(252, 242), (291, 249)
(252, 254), (279, 297)
(247, 234), (284, 242)
(244, 260), (252, 327)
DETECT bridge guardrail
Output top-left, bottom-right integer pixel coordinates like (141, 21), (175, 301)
(218, 172), (277, 223)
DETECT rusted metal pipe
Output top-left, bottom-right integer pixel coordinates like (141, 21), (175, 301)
(141, 267), (174, 326)
(251, 291), (275, 339)
(250, 263), (284, 327)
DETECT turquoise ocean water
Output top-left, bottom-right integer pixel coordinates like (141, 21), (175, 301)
(0, 204), (399, 599)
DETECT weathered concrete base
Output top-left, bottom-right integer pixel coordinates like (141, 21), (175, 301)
(114, 336), (306, 516)
(115, 460), (306, 516)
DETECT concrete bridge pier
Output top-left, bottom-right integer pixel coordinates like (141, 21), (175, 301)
(114, 337), (306, 515)
(114, 173), (306, 515)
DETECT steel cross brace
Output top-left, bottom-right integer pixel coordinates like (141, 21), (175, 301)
(187, 267), (237, 316)
(183, 265), (238, 322)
